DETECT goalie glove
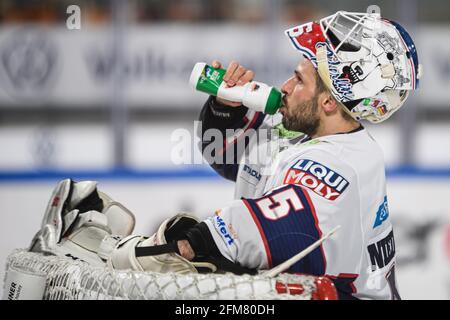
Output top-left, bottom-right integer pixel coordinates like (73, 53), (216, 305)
(29, 179), (135, 264)
(106, 213), (256, 275)
(107, 213), (219, 274)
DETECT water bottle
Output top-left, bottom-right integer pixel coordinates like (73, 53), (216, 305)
(189, 62), (282, 115)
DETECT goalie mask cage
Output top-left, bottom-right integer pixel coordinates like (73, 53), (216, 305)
(3, 250), (338, 300)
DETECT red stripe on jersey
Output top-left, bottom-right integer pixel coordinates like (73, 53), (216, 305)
(243, 198), (273, 268)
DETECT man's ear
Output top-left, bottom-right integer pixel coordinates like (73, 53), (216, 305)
(320, 92), (339, 114)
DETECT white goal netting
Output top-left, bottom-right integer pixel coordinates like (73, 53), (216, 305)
(3, 249), (337, 300)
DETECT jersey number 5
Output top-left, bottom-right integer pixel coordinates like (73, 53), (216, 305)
(256, 187), (305, 220)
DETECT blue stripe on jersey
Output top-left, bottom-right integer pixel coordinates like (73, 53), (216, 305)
(244, 184), (326, 275)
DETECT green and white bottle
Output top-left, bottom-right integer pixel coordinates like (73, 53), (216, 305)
(189, 62), (282, 115)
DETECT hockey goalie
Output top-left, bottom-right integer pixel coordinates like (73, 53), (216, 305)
(28, 10), (421, 300)
(27, 178), (337, 301)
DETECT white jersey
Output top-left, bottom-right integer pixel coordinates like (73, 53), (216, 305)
(201, 107), (399, 300)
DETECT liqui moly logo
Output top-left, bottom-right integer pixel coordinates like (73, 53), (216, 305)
(283, 159), (349, 200)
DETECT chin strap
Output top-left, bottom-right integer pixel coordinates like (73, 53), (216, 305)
(316, 45), (333, 92)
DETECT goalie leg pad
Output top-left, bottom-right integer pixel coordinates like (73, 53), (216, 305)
(54, 210), (111, 266)
(30, 179), (136, 256)
(99, 191), (135, 237)
(30, 179), (73, 253)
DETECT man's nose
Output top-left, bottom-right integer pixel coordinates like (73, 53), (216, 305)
(281, 77), (293, 95)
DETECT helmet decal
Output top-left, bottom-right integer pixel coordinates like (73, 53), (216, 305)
(313, 42), (354, 101)
(285, 11), (422, 123)
(286, 22), (327, 60)
(389, 20), (420, 89)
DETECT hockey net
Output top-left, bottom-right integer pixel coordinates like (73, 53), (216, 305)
(4, 249), (338, 300)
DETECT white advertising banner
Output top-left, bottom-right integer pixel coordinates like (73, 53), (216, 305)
(0, 24), (448, 108)
(0, 24), (297, 109)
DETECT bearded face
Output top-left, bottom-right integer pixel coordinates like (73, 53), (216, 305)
(282, 93), (321, 137)
(280, 59), (324, 137)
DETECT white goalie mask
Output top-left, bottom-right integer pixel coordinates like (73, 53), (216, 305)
(285, 11), (423, 123)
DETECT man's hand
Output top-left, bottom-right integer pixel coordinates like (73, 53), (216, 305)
(177, 239), (195, 261)
(212, 60), (255, 107)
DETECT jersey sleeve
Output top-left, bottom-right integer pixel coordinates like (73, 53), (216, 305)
(203, 183), (327, 274)
(198, 96), (266, 181)
(202, 147), (362, 286)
